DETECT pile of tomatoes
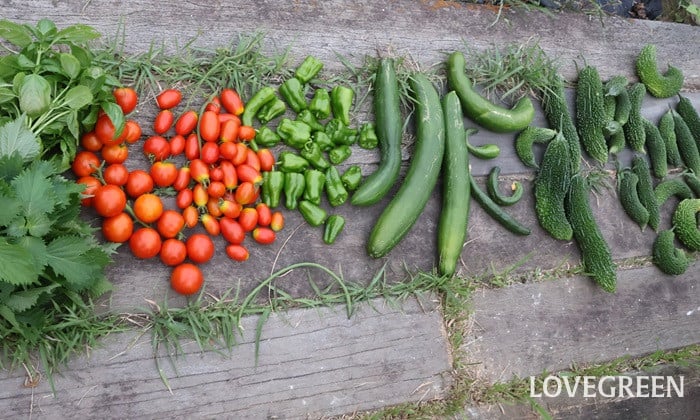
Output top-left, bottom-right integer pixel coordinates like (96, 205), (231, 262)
(72, 86), (283, 296)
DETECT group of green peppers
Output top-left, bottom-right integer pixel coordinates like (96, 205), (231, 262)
(248, 55), (377, 245)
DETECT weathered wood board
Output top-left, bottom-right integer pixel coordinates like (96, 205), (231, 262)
(0, 295), (452, 419)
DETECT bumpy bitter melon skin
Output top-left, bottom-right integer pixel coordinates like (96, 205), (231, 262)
(654, 178), (694, 207)
(659, 109), (682, 167)
(542, 75), (581, 172)
(534, 132), (573, 241)
(672, 110), (700, 176)
(576, 65), (609, 163)
(635, 44), (684, 99)
(643, 118), (668, 179)
(624, 83), (647, 152)
(632, 154), (661, 231)
(652, 229), (691, 275)
(514, 125), (557, 169)
(677, 95), (700, 144)
(618, 169), (650, 230)
(672, 198), (700, 252)
(566, 175), (617, 293)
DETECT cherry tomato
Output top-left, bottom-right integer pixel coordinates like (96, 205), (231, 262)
(123, 120), (143, 144)
(182, 206), (199, 228)
(220, 88), (245, 115)
(172, 167), (191, 191)
(199, 110), (220, 142)
(129, 227), (162, 259)
(80, 131), (103, 152)
(238, 125), (256, 141)
(193, 183), (209, 208)
(270, 211), (285, 232)
(219, 118), (240, 143)
(93, 184), (127, 218)
(186, 233), (215, 264)
(154, 109), (175, 134)
(176, 188), (194, 209)
(143, 135), (171, 161)
(125, 170), (154, 198)
(76, 175), (101, 206)
(205, 96), (221, 114)
(113, 87), (138, 114)
(160, 238), (187, 266)
(257, 148), (275, 172)
(133, 193), (164, 223)
(169, 134), (186, 156)
(175, 110), (198, 136)
(236, 164), (262, 184)
(255, 203), (272, 227)
(150, 161), (178, 188)
(72, 150), (101, 177)
(238, 207), (258, 232)
(225, 244), (249, 262)
(101, 143), (129, 164)
(157, 209), (185, 239)
(220, 217), (245, 245)
(184, 133), (200, 160)
(156, 89), (182, 110)
(219, 141), (237, 161)
(170, 263), (204, 295)
(252, 227), (276, 245)
(207, 180), (226, 199)
(234, 181), (258, 205)
(103, 163), (129, 186)
(206, 197), (223, 218)
(200, 141), (220, 164)
(201, 213), (220, 236)
(189, 159), (210, 185)
(209, 165), (224, 182)
(102, 212), (134, 243)
(95, 113), (126, 146)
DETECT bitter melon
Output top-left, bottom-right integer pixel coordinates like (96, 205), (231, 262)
(673, 110), (700, 175)
(672, 198), (700, 251)
(618, 169), (650, 230)
(624, 83), (647, 152)
(632, 154), (661, 231)
(542, 75), (581, 173)
(677, 95), (700, 143)
(642, 118), (668, 179)
(654, 178), (693, 206)
(635, 44), (684, 99)
(652, 229), (691, 275)
(566, 174), (617, 293)
(514, 125), (557, 169)
(684, 173), (700, 197)
(576, 65), (609, 163)
(534, 132), (573, 241)
(659, 109), (682, 167)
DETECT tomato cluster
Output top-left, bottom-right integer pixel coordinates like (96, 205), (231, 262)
(74, 87), (284, 296)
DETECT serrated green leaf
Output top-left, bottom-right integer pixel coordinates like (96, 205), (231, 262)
(63, 85), (92, 110)
(88, 276), (113, 298)
(0, 154), (24, 181)
(59, 53), (81, 80)
(0, 240), (40, 286)
(5, 285), (59, 313)
(0, 20), (33, 48)
(0, 117), (41, 162)
(18, 74), (51, 117)
(0, 195), (22, 227)
(0, 87), (15, 105)
(26, 212), (52, 237)
(5, 220), (27, 237)
(45, 236), (98, 289)
(16, 235), (48, 269)
(55, 24), (100, 44)
(0, 304), (21, 331)
(11, 161), (57, 219)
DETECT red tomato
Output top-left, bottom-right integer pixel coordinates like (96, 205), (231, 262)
(245, 148), (261, 171)
(189, 159), (210, 185)
(201, 213), (220, 236)
(209, 165), (224, 182)
(72, 150), (101, 177)
(238, 207), (258, 232)
(205, 96), (221, 114)
(236, 164), (262, 184)
(102, 212), (134, 243)
(157, 209), (186, 239)
(186, 233), (215, 264)
(76, 175), (102, 206)
(169, 134), (186, 156)
(95, 113), (126, 146)
(199, 110), (220, 142)
(175, 110), (198, 136)
(200, 141), (220, 164)
(219, 199), (241, 219)
(219, 118), (240, 143)
(80, 131), (103, 152)
(270, 211), (285, 232)
(252, 227), (276, 245)
(238, 125), (256, 141)
(133, 193), (164, 223)
(143, 135), (171, 161)
(125, 170), (154, 198)
(219, 141), (237, 161)
(234, 181), (258, 205)
(220, 88), (245, 115)
(206, 197), (223, 218)
(154, 109), (175, 134)
(156, 88), (182, 110)
(170, 263), (204, 295)
(220, 160), (238, 190)
(93, 184), (127, 218)
(220, 217), (245, 245)
(129, 227), (162, 259)
(101, 143), (128, 164)
(160, 238), (187, 267)
(193, 183), (209, 208)
(182, 206), (199, 228)
(103, 163), (129, 186)
(176, 188), (193, 209)
(255, 203), (272, 227)
(172, 167), (191, 191)
(150, 161), (178, 188)
(123, 120), (143, 144)
(231, 143), (249, 166)
(113, 87), (138, 114)
(225, 244), (249, 262)
(207, 181), (226, 199)
(184, 133), (200, 160)
(257, 149), (275, 172)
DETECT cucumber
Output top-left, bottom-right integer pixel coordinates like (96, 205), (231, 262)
(566, 174), (617, 293)
(624, 83), (647, 152)
(534, 132), (573, 241)
(632, 154), (661, 231)
(635, 44), (684, 99)
(659, 109), (682, 167)
(367, 73), (444, 258)
(467, 142), (501, 160)
(642, 118), (668, 179)
(487, 166), (524, 206)
(351, 58), (402, 206)
(652, 229), (690, 275)
(542, 75), (581, 173)
(437, 91), (470, 277)
(672, 198), (700, 251)
(618, 169), (650, 230)
(677, 95), (700, 143)
(655, 178), (693, 206)
(575, 65), (609, 163)
(514, 125), (557, 169)
(672, 110), (700, 175)
(469, 173), (531, 236)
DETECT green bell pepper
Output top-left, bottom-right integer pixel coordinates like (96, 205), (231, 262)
(303, 169), (326, 205)
(358, 122), (379, 149)
(323, 214), (345, 244)
(324, 166), (348, 207)
(277, 151), (309, 173)
(309, 88), (331, 120)
(256, 97), (286, 124)
(331, 85), (354, 126)
(341, 165), (363, 191)
(313, 131), (334, 152)
(300, 141), (331, 170)
(299, 200), (327, 227)
(294, 55), (324, 84)
(329, 144), (352, 165)
(262, 170), (284, 208)
(279, 78), (307, 114)
(284, 172), (306, 210)
(255, 125), (282, 147)
(325, 118), (357, 146)
(277, 118), (312, 149)
(296, 109), (325, 132)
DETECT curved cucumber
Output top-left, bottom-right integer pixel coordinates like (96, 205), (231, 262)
(467, 142), (500, 160)
(487, 166), (523, 207)
(367, 74), (445, 258)
(469, 173), (531, 236)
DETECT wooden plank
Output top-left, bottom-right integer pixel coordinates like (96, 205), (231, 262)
(465, 264), (700, 384)
(0, 294), (452, 419)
